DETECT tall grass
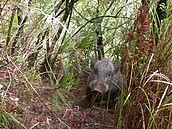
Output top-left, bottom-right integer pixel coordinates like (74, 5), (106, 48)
(0, 0), (171, 128)
(120, 3), (172, 129)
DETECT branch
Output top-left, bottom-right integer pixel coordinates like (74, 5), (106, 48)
(0, 0), (9, 18)
(70, 15), (132, 39)
(73, 7), (90, 22)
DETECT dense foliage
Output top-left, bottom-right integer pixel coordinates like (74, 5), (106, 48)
(0, 0), (171, 128)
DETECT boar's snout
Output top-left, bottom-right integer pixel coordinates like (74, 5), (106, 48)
(92, 82), (104, 94)
(90, 80), (109, 94)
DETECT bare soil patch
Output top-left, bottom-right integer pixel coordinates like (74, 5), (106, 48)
(0, 67), (120, 129)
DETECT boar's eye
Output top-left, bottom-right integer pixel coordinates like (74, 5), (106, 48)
(107, 71), (112, 78)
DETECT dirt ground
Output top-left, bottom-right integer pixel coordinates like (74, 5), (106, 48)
(0, 67), (120, 129)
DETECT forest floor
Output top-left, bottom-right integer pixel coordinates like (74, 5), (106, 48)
(0, 66), (120, 129)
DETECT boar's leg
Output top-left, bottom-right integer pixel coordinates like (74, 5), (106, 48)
(108, 90), (120, 109)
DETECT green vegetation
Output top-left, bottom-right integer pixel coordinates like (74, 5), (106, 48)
(0, 0), (171, 128)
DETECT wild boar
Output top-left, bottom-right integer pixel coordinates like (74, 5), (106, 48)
(86, 58), (122, 108)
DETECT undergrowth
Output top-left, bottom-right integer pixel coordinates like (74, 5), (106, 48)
(120, 4), (172, 129)
(0, 0), (171, 129)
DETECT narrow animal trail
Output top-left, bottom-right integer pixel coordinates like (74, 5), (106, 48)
(0, 66), (119, 129)
(66, 70), (119, 129)
(49, 69), (119, 128)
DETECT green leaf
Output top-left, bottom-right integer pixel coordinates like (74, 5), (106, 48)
(77, 35), (96, 48)
(58, 73), (79, 88)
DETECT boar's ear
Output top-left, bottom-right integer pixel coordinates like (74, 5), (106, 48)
(90, 59), (98, 69)
(113, 62), (121, 73)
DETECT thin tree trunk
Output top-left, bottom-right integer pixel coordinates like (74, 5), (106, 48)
(96, 0), (104, 60)
(154, 0), (167, 45)
(6, 6), (16, 47)
(11, 0), (32, 55)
